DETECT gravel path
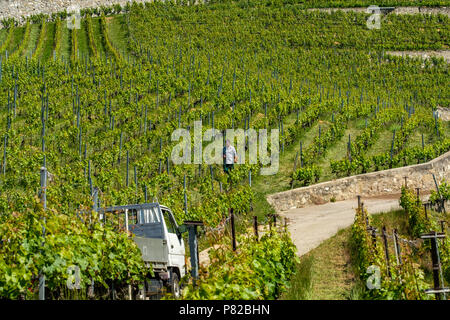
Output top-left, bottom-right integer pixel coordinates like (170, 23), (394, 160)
(307, 6), (450, 17)
(279, 196), (402, 256)
(386, 50), (450, 63)
(437, 107), (450, 121)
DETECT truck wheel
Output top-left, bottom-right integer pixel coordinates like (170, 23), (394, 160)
(169, 272), (181, 299)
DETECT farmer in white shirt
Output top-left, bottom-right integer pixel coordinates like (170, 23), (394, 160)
(223, 139), (237, 174)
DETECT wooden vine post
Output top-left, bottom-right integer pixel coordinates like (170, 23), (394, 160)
(370, 227), (377, 248)
(420, 232), (449, 300)
(291, 151), (299, 189)
(39, 164), (47, 300)
(300, 142), (303, 168)
(253, 216), (258, 242)
(230, 208), (236, 251)
(126, 150), (129, 187)
(440, 221), (446, 234)
(381, 226), (391, 278)
(393, 229), (402, 265)
(184, 175), (188, 217)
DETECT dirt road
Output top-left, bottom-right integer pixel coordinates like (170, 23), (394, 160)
(386, 50), (450, 63)
(279, 196), (403, 256)
(307, 7), (450, 17)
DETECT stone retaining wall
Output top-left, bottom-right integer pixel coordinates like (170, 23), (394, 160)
(267, 151), (450, 212)
(0, 2), (449, 23)
(0, 0), (151, 22)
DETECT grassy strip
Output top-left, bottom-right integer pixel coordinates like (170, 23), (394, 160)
(10, 22), (31, 59)
(59, 20), (71, 60)
(39, 22), (55, 61)
(92, 18), (106, 59)
(76, 20), (90, 60)
(100, 15), (122, 63)
(282, 228), (360, 300)
(71, 28), (78, 62)
(280, 255), (314, 300)
(106, 15), (129, 57)
(86, 15), (99, 59)
(32, 20), (47, 60)
(53, 18), (62, 58)
(0, 27), (14, 54)
(0, 28), (7, 44)
(22, 23), (40, 59)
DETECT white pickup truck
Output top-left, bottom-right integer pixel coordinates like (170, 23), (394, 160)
(100, 203), (186, 299)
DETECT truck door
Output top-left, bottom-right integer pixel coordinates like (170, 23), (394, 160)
(161, 208), (185, 276)
(127, 206), (168, 265)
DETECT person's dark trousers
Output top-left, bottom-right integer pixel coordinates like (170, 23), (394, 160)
(223, 163), (234, 174)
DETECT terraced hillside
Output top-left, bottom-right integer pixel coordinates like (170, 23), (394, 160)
(0, 0), (449, 300)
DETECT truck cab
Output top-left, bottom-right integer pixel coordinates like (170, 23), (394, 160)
(100, 203), (186, 298)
